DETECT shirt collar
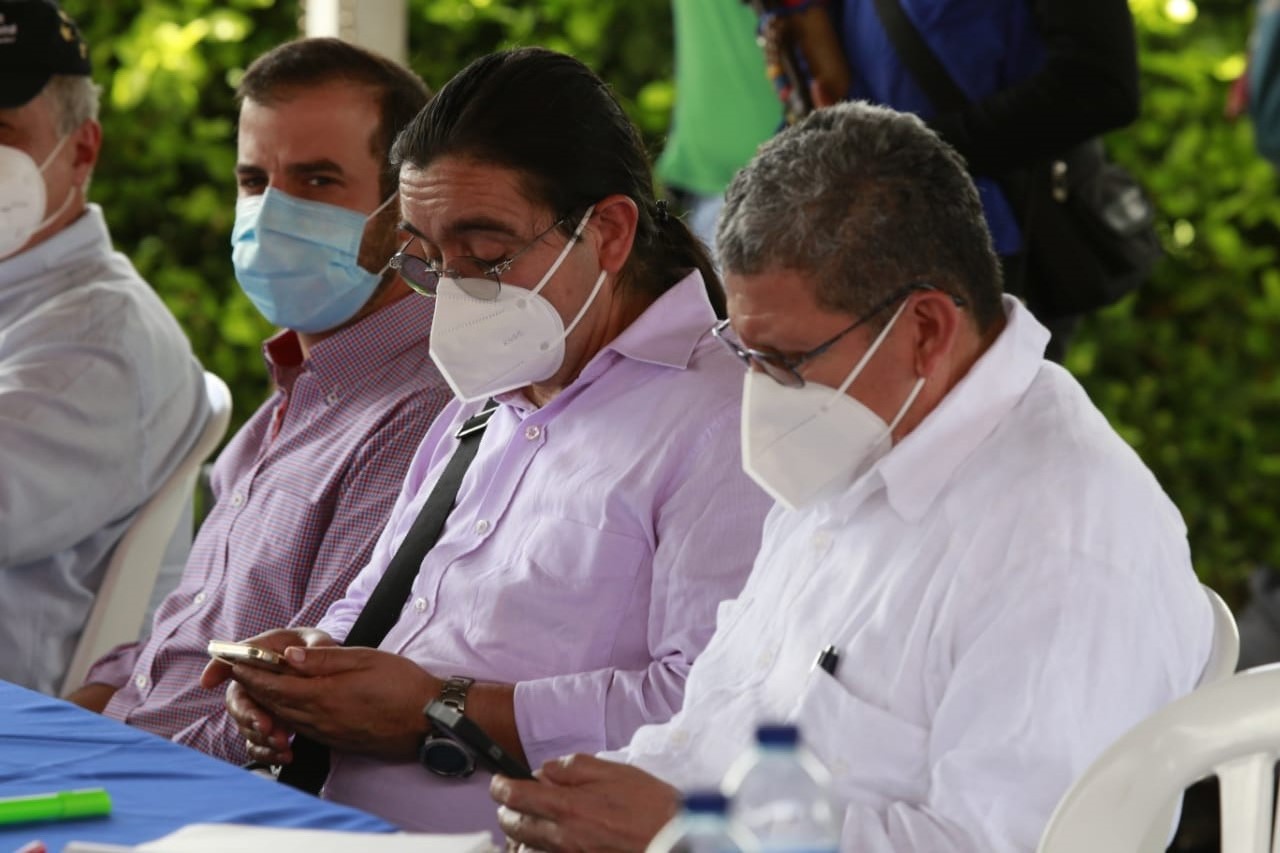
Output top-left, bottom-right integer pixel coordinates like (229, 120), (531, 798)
(495, 269), (718, 417)
(604, 269), (718, 370)
(876, 295), (1050, 522)
(262, 293), (436, 393)
(0, 204), (109, 293)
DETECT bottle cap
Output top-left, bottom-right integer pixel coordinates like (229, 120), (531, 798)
(682, 790), (730, 814)
(755, 723), (800, 747)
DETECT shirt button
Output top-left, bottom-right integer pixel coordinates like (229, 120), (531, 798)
(413, 597), (427, 612)
(474, 519), (491, 535)
(670, 730), (691, 747)
(326, 391), (339, 405)
(134, 674), (148, 690)
(194, 592), (207, 605)
(524, 425), (541, 441)
(812, 530), (832, 551)
(230, 492), (245, 508)
(756, 650), (775, 669)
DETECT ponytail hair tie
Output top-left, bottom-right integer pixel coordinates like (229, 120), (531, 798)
(655, 199), (671, 224)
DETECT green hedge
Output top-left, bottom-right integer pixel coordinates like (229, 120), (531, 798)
(1071, 0), (1280, 600)
(62, 0), (1278, 597)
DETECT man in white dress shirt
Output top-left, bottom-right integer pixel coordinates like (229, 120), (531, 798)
(491, 100), (1213, 853)
(0, 0), (207, 694)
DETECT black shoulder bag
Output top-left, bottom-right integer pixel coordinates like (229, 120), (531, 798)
(275, 401), (497, 795)
(869, 0), (1162, 318)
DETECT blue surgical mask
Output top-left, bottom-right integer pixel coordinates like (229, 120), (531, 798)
(231, 188), (394, 333)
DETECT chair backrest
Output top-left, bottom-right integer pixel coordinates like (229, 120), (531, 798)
(1202, 583), (1242, 685)
(59, 372), (232, 697)
(1038, 583), (1248, 853)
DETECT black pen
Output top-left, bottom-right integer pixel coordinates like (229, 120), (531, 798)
(816, 644), (840, 676)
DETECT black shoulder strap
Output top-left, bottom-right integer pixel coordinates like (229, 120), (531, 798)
(869, 0), (971, 112)
(277, 401), (497, 794)
(341, 401), (497, 649)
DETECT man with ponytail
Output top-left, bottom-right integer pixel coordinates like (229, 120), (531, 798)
(206, 48), (772, 838)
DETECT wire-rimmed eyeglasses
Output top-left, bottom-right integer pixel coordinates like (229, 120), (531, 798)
(388, 215), (570, 301)
(712, 282), (966, 388)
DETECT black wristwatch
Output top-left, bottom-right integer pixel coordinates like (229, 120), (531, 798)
(418, 676), (476, 778)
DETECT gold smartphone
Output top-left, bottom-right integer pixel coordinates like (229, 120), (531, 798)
(207, 639), (292, 673)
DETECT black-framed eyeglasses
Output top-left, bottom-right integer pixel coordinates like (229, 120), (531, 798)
(388, 214), (571, 301)
(712, 282), (966, 388)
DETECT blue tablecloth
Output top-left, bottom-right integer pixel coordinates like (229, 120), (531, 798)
(0, 681), (394, 852)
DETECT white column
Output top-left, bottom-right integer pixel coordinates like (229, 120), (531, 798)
(302, 0), (408, 65)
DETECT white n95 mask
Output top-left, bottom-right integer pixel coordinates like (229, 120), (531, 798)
(0, 137), (75, 259)
(429, 206), (606, 402)
(741, 297), (925, 511)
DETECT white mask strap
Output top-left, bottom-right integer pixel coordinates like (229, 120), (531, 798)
(529, 204), (595, 298)
(562, 269), (609, 339)
(365, 192), (398, 223)
(36, 188), (75, 231)
(830, 294), (914, 401)
(364, 193), (401, 277)
(37, 134), (72, 173)
(34, 135), (77, 232)
(887, 375), (926, 434)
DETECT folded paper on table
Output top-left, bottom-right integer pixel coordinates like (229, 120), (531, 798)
(65, 824), (497, 853)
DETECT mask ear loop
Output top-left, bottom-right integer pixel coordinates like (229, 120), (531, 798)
(33, 134), (77, 231)
(824, 295), (915, 408)
(558, 269), (609, 343)
(535, 205), (607, 351)
(528, 205), (595, 299)
(886, 374), (926, 434)
(36, 133), (73, 173)
(365, 193), (402, 277)
(365, 192), (398, 223)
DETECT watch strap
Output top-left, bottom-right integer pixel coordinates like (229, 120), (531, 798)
(437, 676), (474, 714)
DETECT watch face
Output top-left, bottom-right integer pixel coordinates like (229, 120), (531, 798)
(420, 736), (475, 778)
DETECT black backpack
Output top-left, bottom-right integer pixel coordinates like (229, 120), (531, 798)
(870, 0), (1163, 318)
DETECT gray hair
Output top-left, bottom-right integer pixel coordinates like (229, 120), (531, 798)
(43, 74), (101, 135)
(717, 100), (1004, 331)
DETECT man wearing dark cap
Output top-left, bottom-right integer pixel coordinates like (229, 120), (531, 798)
(0, 0), (208, 695)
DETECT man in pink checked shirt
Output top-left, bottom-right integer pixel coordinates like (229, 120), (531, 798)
(203, 48), (773, 839)
(66, 39), (453, 756)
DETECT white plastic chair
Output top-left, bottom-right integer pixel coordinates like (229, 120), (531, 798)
(1202, 584), (1242, 686)
(59, 372), (232, 697)
(1038, 583), (1246, 853)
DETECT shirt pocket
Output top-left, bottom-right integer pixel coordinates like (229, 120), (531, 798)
(464, 515), (649, 679)
(790, 665), (930, 811)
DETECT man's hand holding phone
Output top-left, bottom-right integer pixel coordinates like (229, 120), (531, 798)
(201, 627), (338, 765)
(207, 632), (444, 765)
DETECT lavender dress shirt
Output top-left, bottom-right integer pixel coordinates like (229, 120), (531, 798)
(91, 296), (452, 759)
(316, 271), (772, 835)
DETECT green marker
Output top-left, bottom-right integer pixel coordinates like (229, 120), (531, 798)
(0, 788), (112, 825)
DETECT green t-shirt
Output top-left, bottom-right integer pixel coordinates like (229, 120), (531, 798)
(657, 0), (782, 196)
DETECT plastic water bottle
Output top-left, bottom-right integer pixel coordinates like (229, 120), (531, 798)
(646, 790), (754, 853)
(720, 724), (840, 852)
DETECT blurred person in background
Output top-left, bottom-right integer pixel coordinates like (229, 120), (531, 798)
(658, 0), (780, 255)
(751, 0), (1143, 360)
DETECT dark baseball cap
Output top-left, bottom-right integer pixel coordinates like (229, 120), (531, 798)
(0, 0), (91, 109)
